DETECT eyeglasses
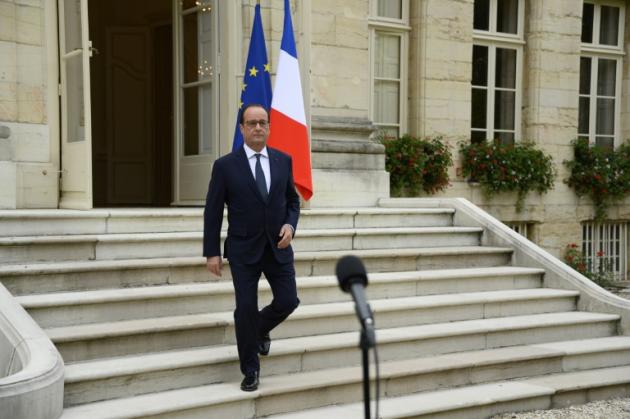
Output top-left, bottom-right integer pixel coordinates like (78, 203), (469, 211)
(243, 119), (269, 129)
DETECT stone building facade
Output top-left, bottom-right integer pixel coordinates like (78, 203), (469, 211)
(0, 0), (628, 278)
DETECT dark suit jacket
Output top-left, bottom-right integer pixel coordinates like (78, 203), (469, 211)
(203, 146), (300, 265)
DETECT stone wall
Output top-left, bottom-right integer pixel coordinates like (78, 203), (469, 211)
(0, 0), (56, 209)
(406, 0), (629, 265)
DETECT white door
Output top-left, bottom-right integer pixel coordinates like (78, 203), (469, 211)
(59, 0), (94, 209)
(173, 0), (219, 205)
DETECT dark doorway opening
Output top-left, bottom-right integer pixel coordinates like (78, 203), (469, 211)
(89, 0), (173, 206)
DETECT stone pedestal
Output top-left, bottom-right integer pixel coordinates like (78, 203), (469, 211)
(309, 116), (389, 207)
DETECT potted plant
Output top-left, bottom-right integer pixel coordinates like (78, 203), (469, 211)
(564, 138), (630, 221)
(381, 135), (453, 197)
(459, 140), (556, 211)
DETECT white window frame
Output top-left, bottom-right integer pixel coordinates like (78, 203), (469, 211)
(507, 221), (530, 239)
(582, 221), (628, 281)
(579, 1), (625, 148)
(176, 0), (218, 157)
(471, 0), (524, 144)
(368, 0), (410, 138)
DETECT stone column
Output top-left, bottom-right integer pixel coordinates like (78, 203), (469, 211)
(408, 0), (474, 198)
(0, 0), (56, 209)
(307, 0), (389, 207)
(523, 0), (583, 254)
(409, 0), (473, 141)
(0, 1), (18, 208)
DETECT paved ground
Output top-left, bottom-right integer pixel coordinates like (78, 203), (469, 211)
(492, 286), (630, 418)
(491, 398), (630, 418)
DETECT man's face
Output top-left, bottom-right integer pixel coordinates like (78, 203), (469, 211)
(240, 106), (269, 152)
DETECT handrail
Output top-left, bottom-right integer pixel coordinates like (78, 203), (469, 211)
(436, 197), (630, 334)
(0, 283), (64, 419)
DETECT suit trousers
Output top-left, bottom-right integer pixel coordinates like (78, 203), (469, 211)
(229, 242), (300, 375)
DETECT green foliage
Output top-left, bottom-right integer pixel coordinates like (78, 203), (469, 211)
(381, 135), (453, 196)
(564, 138), (630, 221)
(459, 140), (556, 211)
(563, 243), (616, 288)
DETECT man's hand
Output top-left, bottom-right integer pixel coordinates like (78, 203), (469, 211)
(206, 256), (222, 277)
(277, 224), (294, 249)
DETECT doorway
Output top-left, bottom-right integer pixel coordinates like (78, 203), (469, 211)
(89, 0), (173, 206)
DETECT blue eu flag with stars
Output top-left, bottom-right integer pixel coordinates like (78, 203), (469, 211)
(232, 3), (272, 151)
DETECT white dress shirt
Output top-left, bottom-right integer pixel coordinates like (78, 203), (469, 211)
(242, 144), (294, 236)
(243, 143), (270, 193)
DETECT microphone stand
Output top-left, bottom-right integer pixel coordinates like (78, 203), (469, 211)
(358, 307), (376, 419)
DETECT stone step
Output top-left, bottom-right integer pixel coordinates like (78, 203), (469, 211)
(62, 326), (630, 407)
(47, 289), (579, 363)
(0, 226), (483, 264)
(0, 207), (455, 237)
(379, 197), (442, 208)
(0, 208), (204, 237)
(59, 337), (628, 418)
(268, 365), (630, 419)
(1, 246), (514, 295)
(19, 267), (544, 327)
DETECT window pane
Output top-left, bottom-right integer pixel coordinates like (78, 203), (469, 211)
(183, 87), (199, 155)
(377, 0), (402, 19)
(199, 84), (213, 154)
(183, 13), (199, 83)
(497, 0), (518, 34)
(63, 0), (83, 52)
(578, 97), (590, 134)
(495, 131), (515, 145)
(496, 48), (517, 89)
(596, 137), (614, 149)
(66, 56), (85, 143)
(471, 130), (487, 143)
(600, 6), (620, 46)
(183, 10), (214, 84)
(183, 84), (214, 156)
(473, 0), (490, 30)
(596, 98), (614, 135)
(472, 45), (488, 86)
(471, 88), (487, 129)
(597, 59), (616, 96)
(495, 90), (515, 130)
(375, 33), (400, 79)
(582, 3), (594, 43)
(580, 57), (591, 94)
(374, 80), (400, 124)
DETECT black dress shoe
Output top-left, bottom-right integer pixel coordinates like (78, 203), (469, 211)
(258, 334), (271, 356)
(240, 371), (259, 392)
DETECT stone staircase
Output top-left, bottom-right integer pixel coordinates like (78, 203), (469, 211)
(0, 200), (629, 418)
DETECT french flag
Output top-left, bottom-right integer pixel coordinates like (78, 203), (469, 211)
(267, 0), (313, 201)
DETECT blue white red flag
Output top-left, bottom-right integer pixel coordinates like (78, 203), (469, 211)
(267, 0), (313, 200)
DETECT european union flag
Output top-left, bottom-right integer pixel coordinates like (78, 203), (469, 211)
(232, 3), (272, 151)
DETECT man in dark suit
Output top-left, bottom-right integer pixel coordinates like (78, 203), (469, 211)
(203, 103), (300, 392)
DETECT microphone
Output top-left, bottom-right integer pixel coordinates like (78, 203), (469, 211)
(336, 255), (379, 417)
(335, 255), (375, 344)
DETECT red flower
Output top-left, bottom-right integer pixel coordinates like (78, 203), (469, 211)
(596, 250), (604, 257)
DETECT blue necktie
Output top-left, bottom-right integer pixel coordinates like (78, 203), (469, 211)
(255, 154), (268, 202)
